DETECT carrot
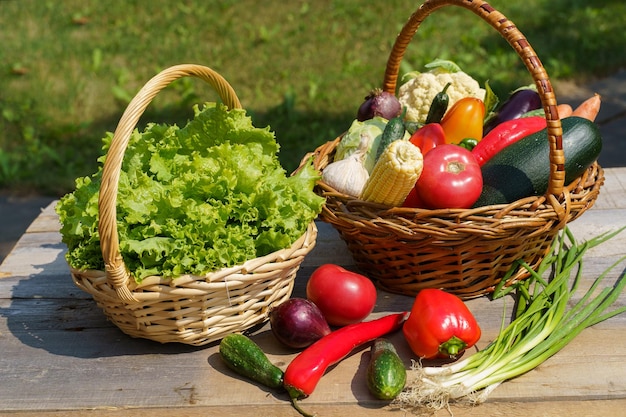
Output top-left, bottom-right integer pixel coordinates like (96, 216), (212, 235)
(571, 93), (601, 122)
(556, 103), (573, 118)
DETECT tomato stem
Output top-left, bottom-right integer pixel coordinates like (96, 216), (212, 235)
(447, 161), (465, 174)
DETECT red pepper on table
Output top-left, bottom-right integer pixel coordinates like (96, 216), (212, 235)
(471, 115), (546, 165)
(283, 312), (407, 400)
(402, 289), (481, 359)
(408, 123), (446, 156)
(440, 97), (485, 145)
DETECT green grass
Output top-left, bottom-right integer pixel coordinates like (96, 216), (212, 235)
(1, 0), (625, 196)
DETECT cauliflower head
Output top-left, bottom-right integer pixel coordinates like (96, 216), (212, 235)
(398, 70), (486, 123)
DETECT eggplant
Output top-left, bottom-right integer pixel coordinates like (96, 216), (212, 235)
(269, 298), (331, 349)
(483, 88), (542, 135)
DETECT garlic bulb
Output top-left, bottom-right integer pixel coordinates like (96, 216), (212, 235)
(322, 136), (370, 197)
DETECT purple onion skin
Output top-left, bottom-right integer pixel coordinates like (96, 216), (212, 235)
(269, 298), (331, 349)
(483, 88), (542, 135)
(357, 89), (402, 121)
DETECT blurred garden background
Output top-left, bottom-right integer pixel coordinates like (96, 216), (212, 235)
(1, 0), (625, 197)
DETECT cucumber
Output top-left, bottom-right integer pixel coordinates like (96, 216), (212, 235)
(375, 116), (406, 161)
(404, 120), (422, 135)
(219, 333), (284, 390)
(474, 116), (602, 207)
(366, 338), (406, 400)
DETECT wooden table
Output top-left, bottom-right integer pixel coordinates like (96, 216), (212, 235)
(1, 167), (625, 417)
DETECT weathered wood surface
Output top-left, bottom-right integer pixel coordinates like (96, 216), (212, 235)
(1, 167), (625, 416)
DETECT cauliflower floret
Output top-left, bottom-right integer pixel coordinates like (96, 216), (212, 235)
(398, 71), (486, 123)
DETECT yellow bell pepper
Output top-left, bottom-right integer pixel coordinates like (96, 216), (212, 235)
(440, 97), (485, 145)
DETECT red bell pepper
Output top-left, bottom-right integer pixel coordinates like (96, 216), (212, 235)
(284, 312), (407, 399)
(402, 186), (424, 208)
(408, 123), (446, 156)
(472, 115), (546, 165)
(402, 289), (481, 359)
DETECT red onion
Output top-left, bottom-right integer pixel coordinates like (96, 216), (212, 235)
(269, 298), (331, 349)
(357, 88), (402, 121)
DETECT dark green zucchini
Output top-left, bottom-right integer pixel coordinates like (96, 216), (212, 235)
(366, 338), (406, 400)
(473, 116), (602, 207)
(219, 333), (284, 390)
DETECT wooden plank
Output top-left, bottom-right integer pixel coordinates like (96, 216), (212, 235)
(25, 201), (61, 233)
(594, 166), (626, 209)
(1, 305), (625, 411)
(0, 232), (67, 279)
(1, 261), (625, 411)
(4, 399), (626, 417)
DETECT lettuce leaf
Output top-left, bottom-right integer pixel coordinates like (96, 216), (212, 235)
(56, 103), (324, 281)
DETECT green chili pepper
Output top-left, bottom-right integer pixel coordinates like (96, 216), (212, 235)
(458, 137), (478, 150)
(425, 82), (452, 124)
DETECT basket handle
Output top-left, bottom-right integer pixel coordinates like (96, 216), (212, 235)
(383, 0), (566, 211)
(97, 64), (242, 303)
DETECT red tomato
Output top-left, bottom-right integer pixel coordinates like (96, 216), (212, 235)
(306, 264), (377, 326)
(415, 144), (483, 209)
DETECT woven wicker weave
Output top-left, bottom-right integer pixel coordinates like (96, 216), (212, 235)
(70, 64), (317, 345)
(302, 0), (604, 299)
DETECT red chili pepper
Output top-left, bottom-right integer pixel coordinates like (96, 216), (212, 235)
(472, 115), (546, 165)
(283, 312), (407, 400)
(408, 123), (446, 156)
(402, 289), (481, 359)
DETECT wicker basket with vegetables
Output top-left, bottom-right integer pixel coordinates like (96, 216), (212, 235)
(56, 64), (324, 345)
(300, 0), (604, 299)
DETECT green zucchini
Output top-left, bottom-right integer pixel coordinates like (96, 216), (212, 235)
(366, 338), (406, 400)
(474, 116), (602, 207)
(219, 333), (284, 390)
(375, 115), (406, 161)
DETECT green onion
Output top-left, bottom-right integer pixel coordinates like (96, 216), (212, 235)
(394, 226), (626, 411)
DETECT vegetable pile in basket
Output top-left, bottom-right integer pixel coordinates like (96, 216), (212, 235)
(217, 226), (626, 416)
(322, 59), (603, 209)
(56, 103), (324, 281)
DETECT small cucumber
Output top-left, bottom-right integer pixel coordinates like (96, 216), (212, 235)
(219, 333), (284, 390)
(375, 116), (406, 161)
(404, 120), (423, 135)
(366, 338), (406, 400)
(474, 116), (602, 207)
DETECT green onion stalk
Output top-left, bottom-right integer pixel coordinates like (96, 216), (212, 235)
(394, 226), (626, 411)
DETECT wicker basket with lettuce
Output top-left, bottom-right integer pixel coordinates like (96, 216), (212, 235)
(56, 64), (323, 346)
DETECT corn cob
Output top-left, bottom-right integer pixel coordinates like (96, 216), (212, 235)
(361, 140), (423, 206)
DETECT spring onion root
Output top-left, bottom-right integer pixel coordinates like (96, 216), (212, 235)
(394, 226), (626, 411)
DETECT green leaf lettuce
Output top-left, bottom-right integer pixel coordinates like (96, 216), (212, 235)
(56, 103), (324, 281)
